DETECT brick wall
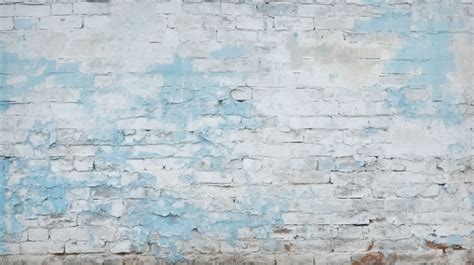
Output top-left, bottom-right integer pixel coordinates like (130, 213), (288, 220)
(0, 0), (473, 264)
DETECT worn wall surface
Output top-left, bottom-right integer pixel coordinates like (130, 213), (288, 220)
(0, 0), (473, 264)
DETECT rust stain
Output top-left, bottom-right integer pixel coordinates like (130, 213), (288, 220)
(273, 228), (292, 234)
(425, 240), (465, 252)
(284, 243), (292, 252)
(352, 252), (384, 265)
(366, 240), (374, 251)
(425, 240), (449, 253)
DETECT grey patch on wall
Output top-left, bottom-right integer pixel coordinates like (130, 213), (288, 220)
(87, 0), (110, 3)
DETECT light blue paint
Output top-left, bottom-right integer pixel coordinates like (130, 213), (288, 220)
(13, 161), (70, 217)
(13, 18), (39, 30)
(91, 124), (125, 145)
(0, 43), (86, 111)
(434, 234), (464, 247)
(0, 157), (79, 253)
(363, 127), (381, 136)
(354, 2), (463, 125)
(122, 181), (291, 262)
(0, 158), (10, 253)
(27, 121), (57, 148)
(122, 192), (206, 261)
(211, 45), (246, 60)
(318, 157), (336, 171)
(95, 145), (132, 169)
(117, 54), (289, 261)
(0, 42), (286, 262)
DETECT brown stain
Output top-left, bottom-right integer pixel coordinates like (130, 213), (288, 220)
(273, 228), (292, 234)
(425, 240), (449, 253)
(366, 240), (374, 251)
(425, 240), (465, 253)
(352, 252), (384, 265)
(283, 243), (292, 252)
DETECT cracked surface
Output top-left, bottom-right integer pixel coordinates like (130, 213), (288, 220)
(0, 0), (473, 264)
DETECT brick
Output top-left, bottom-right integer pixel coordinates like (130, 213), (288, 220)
(0, 17), (13, 30)
(0, 4), (14, 17)
(51, 3), (72, 15)
(50, 227), (90, 241)
(20, 241), (64, 254)
(221, 3), (255, 16)
(242, 158), (262, 170)
(83, 15), (109, 28)
(14, 4), (50, 17)
(73, 2), (110, 15)
(257, 3), (298, 17)
(297, 4), (331, 17)
(13, 17), (39, 30)
(0, 1), (471, 263)
(274, 17), (313, 30)
(182, 3), (220, 15)
(27, 229), (49, 241)
(73, 157), (93, 171)
(236, 16), (272, 31)
(39, 16), (82, 29)
(65, 241), (104, 254)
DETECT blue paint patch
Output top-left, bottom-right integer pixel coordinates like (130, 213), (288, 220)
(95, 145), (132, 169)
(433, 234), (464, 247)
(11, 161), (71, 218)
(122, 183), (291, 262)
(117, 54), (285, 261)
(0, 158), (10, 253)
(0, 158), (80, 252)
(0, 43), (90, 112)
(211, 45), (246, 60)
(0, 42), (282, 261)
(123, 193), (205, 261)
(354, 2), (463, 125)
(13, 18), (39, 30)
(318, 157), (336, 171)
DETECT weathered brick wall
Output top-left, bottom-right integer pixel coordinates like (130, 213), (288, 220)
(0, 0), (473, 264)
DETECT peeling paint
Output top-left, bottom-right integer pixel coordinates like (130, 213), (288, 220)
(355, 2), (464, 125)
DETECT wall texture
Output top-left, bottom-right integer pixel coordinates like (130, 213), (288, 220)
(0, 0), (473, 264)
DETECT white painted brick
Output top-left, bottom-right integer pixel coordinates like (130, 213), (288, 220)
(182, 3), (220, 15)
(20, 241), (64, 254)
(65, 241), (104, 254)
(217, 30), (257, 43)
(297, 4), (331, 17)
(230, 87), (252, 101)
(242, 158), (262, 170)
(73, 2), (110, 15)
(39, 16), (82, 29)
(236, 16), (272, 30)
(50, 227), (90, 241)
(221, 3), (255, 16)
(51, 3), (72, 15)
(0, 4), (13, 17)
(83, 15), (109, 28)
(167, 14), (203, 29)
(109, 241), (134, 254)
(73, 157), (93, 171)
(14, 4), (50, 17)
(0, 16), (13, 30)
(0, 1), (471, 263)
(156, 2), (181, 14)
(27, 228), (49, 241)
(274, 17), (313, 30)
